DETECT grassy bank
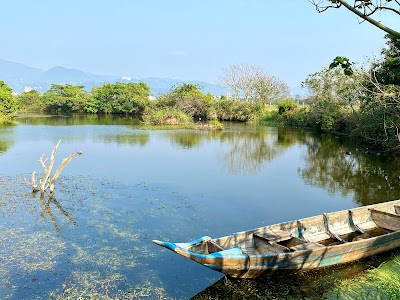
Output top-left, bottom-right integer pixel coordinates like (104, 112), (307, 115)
(326, 256), (400, 299)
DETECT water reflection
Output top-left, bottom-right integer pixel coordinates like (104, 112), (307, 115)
(0, 126), (15, 155)
(167, 127), (307, 175)
(40, 194), (76, 232)
(221, 130), (283, 175)
(299, 134), (400, 206)
(4, 115), (400, 298)
(100, 132), (150, 147)
(168, 130), (223, 149)
(16, 114), (140, 126)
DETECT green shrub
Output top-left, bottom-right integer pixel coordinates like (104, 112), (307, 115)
(213, 99), (257, 122)
(276, 98), (298, 115)
(279, 106), (310, 127)
(249, 105), (279, 125)
(209, 119), (224, 130)
(142, 108), (192, 126)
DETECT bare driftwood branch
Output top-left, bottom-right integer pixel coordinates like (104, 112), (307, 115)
(23, 171), (39, 192)
(25, 139), (81, 197)
(48, 152), (76, 196)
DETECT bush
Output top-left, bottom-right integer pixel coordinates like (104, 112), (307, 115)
(276, 98), (298, 115)
(278, 106), (310, 127)
(209, 119), (224, 130)
(213, 99), (257, 122)
(156, 83), (215, 120)
(142, 108), (192, 126)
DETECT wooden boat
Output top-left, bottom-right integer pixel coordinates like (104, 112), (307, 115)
(153, 199), (400, 278)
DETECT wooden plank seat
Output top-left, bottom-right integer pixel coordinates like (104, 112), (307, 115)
(370, 208), (400, 231)
(207, 240), (226, 253)
(289, 242), (323, 251)
(254, 229), (292, 243)
(253, 234), (290, 253)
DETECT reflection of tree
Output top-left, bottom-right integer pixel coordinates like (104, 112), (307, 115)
(40, 194), (76, 232)
(16, 114), (140, 126)
(0, 126), (14, 155)
(167, 126), (312, 175)
(168, 131), (223, 149)
(300, 134), (400, 206)
(221, 128), (308, 175)
(100, 133), (149, 147)
(221, 130), (285, 175)
(275, 127), (308, 148)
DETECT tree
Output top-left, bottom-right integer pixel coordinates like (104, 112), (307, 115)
(301, 66), (360, 131)
(0, 81), (18, 122)
(40, 84), (89, 113)
(17, 90), (41, 112)
(220, 64), (263, 101)
(156, 83), (215, 119)
(219, 64), (290, 103)
(309, 0), (400, 38)
(91, 82), (150, 115)
(374, 34), (400, 85)
(251, 74), (290, 105)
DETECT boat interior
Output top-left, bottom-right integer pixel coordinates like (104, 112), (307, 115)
(188, 202), (400, 255)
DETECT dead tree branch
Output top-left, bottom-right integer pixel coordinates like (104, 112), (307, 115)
(24, 139), (81, 197)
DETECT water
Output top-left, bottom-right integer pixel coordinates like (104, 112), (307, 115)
(1, 114), (400, 299)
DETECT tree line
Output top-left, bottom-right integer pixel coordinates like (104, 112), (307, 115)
(278, 34), (400, 153)
(0, 67), (291, 125)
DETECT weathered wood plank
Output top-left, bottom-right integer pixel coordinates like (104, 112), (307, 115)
(254, 229), (291, 243)
(207, 240), (225, 253)
(370, 209), (400, 231)
(323, 213), (346, 243)
(253, 233), (291, 253)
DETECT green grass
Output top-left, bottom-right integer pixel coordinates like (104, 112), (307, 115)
(326, 256), (400, 299)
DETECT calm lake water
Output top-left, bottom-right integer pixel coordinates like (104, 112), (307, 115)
(1, 114), (400, 299)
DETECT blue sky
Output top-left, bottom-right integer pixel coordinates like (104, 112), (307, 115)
(1, 1), (393, 88)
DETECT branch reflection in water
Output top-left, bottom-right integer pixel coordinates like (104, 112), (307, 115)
(167, 126), (307, 175)
(39, 193), (76, 232)
(299, 133), (400, 206)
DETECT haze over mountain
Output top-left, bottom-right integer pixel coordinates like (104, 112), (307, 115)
(0, 59), (230, 96)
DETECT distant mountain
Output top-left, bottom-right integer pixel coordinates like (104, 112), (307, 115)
(0, 59), (229, 96)
(0, 59), (42, 86)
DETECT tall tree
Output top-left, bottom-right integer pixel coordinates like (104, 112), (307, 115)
(91, 82), (150, 115)
(17, 90), (41, 112)
(309, 0), (400, 38)
(219, 64), (289, 103)
(374, 34), (400, 85)
(0, 81), (18, 122)
(41, 84), (89, 113)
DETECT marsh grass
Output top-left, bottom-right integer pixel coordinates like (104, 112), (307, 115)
(326, 256), (400, 299)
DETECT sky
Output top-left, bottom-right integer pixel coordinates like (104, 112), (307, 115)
(1, 0), (396, 88)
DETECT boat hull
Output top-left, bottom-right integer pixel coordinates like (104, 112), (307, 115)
(153, 199), (400, 278)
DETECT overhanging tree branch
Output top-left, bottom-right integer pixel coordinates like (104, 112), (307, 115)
(310, 0), (400, 38)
